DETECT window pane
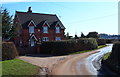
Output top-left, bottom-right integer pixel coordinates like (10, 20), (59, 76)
(29, 26), (34, 33)
(43, 27), (48, 33)
(56, 27), (60, 33)
(43, 37), (49, 41)
(56, 37), (61, 41)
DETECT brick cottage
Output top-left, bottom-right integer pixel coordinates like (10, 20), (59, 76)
(14, 7), (65, 54)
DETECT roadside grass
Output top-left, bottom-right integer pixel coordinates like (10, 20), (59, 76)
(1, 59), (39, 75)
(0, 62), (2, 76)
(69, 45), (107, 55)
(102, 52), (112, 61)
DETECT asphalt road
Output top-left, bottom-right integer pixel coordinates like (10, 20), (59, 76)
(83, 44), (114, 75)
(19, 44), (118, 76)
(52, 44), (114, 75)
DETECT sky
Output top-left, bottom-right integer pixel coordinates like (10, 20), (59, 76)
(1, 1), (119, 36)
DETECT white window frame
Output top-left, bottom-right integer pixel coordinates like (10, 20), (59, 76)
(56, 27), (60, 33)
(43, 37), (49, 41)
(43, 27), (48, 33)
(29, 26), (34, 33)
(55, 37), (61, 41)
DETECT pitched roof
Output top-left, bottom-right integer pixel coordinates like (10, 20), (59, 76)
(29, 33), (38, 41)
(16, 11), (65, 29)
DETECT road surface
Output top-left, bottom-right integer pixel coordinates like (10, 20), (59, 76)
(52, 44), (113, 75)
(19, 44), (114, 75)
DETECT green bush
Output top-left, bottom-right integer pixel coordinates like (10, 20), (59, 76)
(97, 39), (106, 45)
(40, 38), (98, 55)
(2, 42), (18, 61)
(104, 42), (120, 74)
(105, 39), (118, 44)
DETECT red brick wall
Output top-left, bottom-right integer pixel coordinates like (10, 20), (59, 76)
(20, 28), (65, 46)
(14, 20), (65, 46)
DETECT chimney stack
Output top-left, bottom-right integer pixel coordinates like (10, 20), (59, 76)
(27, 7), (32, 13)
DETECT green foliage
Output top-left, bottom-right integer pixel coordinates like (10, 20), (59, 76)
(102, 52), (111, 61)
(69, 45), (107, 55)
(2, 42), (18, 61)
(103, 42), (120, 74)
(97, 39), (106, 45)
(41, 38), (98, 55)
(74, 34), (79, 39)
(2, 59), (39, 75)
(87, 31), (99, 38)
(81, 32), (85, 38)
(105, 39), (117, 44)
(2, 8), (15, 40)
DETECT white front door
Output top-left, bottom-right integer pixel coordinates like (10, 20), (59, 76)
(31, 39), (34, 47)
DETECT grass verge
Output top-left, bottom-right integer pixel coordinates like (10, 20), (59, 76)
(69, 45), (107, 55)
(1, 59), (39, 75)
(102, 52), (112, 61)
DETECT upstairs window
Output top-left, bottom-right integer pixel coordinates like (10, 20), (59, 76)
(43, 27), (48, 33)
(56, 27), (60, 33)
(29, 26), (34, 33)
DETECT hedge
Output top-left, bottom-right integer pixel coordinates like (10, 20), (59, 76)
(105, 39), (119, 44)
(104, 42), (120, 74)
(40, 38), (98, 55)
(2, 42), (18, 61)
(97, 39), (106, 45)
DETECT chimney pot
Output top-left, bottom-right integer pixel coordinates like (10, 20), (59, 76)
(27, 7), (32, 13)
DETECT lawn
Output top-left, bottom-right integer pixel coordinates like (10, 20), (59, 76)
(1, 59), (39, 75)
(69, 45), (107, 55)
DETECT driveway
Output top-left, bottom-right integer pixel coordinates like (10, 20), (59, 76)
(18, 50), (99, 75)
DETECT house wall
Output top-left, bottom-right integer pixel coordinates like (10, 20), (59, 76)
(17, 28), (65, 46)
(13, 14), (65, 54)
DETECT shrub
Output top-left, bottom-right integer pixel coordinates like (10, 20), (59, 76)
(2, 42), (18, 61)
(97, 39), (106, 45)
(105, 39), (118, 44)
(104, 42), (120, 74)
(40, 38), (98, 55)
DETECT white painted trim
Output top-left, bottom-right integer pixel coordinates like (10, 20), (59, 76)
(55, 21), (65, 29)
(28, 20), (36, 27)
(29, 34), (38, 41)
(55, 22), (62, 28)
(42, 21), (50, 27)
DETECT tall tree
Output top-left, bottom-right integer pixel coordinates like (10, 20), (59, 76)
(81, 32), (85, 38)
(74, 34), (79, 39)
(2, 8), (15, 40)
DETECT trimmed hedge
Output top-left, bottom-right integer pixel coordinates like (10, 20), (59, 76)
(2, 42), (18, 61)
(105, 39), (118, 44)
(97, 39), (106, 46)
(104, 42), (120, 74)
(40, 38), (98, 55)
